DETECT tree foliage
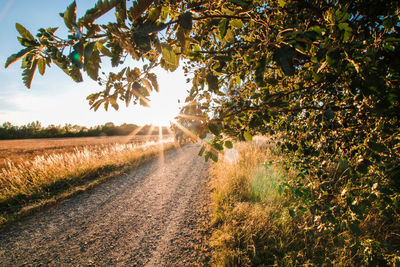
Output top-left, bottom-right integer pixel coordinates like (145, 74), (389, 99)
(6, 0), (400, 264)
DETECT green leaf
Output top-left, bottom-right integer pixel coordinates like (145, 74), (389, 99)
(274, 45), (296, 76)
(229, 0), (252, 8)
(244, 131), (252, 141)
(17, 37), (37, 47)
(219, 19), (228, 39)
(278, 185), (283, 195)
(208, 123), (220, 136)
(127, 67), (141, 82)
(326, 50), (340, 66)
(206, 72), (219, 91)
(176, 27), (188, 52)
(63, 1), (77, 29)
(73, 41), (84, 56)
(348, 220), (361, 235)
(179, 12), (193, 30)
(205, 151), (211, 162)
(53, 59), (70, 76)
(79, 0), (119, 27)
(161, 44), (179, 71)
(230, 19), (243, 28)
(84, 42), (95, 66)
(338, 22), (352, 42)
(148, 7), (161, 22)
(5, 47), (35, 68)
(55, 59), (82, 83)
(255, 56), (266, 86)
(139, 97), (150, 107)
(129, 0), (154, 22)
(16, 23), (34, 41)
(224, 140), (233, 149)
(22, 58), (38, 88)
(160, 6), (169, 22)
(139, 85), (150, 97)
(137, 21), (167, 34)
(308, 26), (324, 35)
(96, 41), (112, 56)
(289, 209), (295, 218)
(223, 29), (234, 43)
(109, 95), (119, 110)
(115, 0), (127, 25)
(37, 57), (46, 75)
(335, 7), (350, 23)
(141, 78), (152, 94)
(133, 32), (151, 52)
(91, 99), (104, 111)
(278, 0), (286, 8)
(211, 152), (219, 162)
(146, 73), (159, 92)
(198, 145), (206, 156)
(69, 66), (83, 82)
(84, 49), (101, 81)
(212, 142), (224, 151)
(368, 141), (387, 153)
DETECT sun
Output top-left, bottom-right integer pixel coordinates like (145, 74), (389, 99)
(90, 67), (189, 127)
(133, 68), (188, 127)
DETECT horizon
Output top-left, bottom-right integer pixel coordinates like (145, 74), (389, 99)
(0, 120), (172, 128)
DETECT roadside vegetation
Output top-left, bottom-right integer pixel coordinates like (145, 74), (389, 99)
(210, 138), (400, 266)
(0, 139), (176, 226)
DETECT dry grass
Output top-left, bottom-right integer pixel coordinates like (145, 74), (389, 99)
(0, 135), (170, 169)
(0, 137), (176, 226)
(210, 138), (301, 266)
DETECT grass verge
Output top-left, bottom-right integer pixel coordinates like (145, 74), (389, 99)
(209, 138), (400, 266)
(0, 140), (177, 227)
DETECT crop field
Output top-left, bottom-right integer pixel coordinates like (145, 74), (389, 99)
(0, 135), (172, 169)
(0, 135), (175, 225)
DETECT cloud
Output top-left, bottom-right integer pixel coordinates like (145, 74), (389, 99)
(0, 0), (14, 24)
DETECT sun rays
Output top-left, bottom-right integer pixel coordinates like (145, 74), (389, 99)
(176, 113), (207, 122)
(118, 97), (219, 169)
(123, 125), (145, 143)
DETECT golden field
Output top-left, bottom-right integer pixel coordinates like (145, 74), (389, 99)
(0, 135), (169, 169)
(0, 135), (176, 226)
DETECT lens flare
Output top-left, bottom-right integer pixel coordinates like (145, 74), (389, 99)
(71, 52), (81, 61)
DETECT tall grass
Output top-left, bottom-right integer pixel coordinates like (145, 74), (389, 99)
(210, 138), (299, 266)
(0, 139), (175, 225)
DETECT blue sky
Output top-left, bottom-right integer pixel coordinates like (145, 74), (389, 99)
(0, 0), (190, 126)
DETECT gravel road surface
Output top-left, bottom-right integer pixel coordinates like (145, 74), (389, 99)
(0, 144), (211, 266)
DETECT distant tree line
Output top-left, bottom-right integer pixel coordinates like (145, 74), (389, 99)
(0, 121), (169, 139)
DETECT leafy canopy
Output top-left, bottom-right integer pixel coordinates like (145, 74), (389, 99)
(6, 0), (400, 264)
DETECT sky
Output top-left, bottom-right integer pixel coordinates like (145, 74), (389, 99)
(0, 0), (190, 127)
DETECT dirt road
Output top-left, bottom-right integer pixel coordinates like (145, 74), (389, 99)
(0, 144), (211, 266)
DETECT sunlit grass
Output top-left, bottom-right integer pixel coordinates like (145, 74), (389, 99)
(0, 138), (175, 225)
(209, 138), (300, 266)
(248, 161), (286, 203)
